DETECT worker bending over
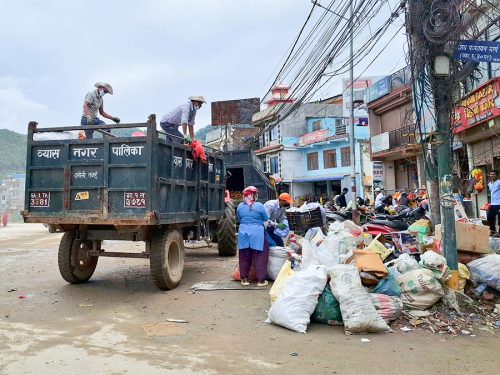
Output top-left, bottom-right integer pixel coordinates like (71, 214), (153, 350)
(264, 193), (294, 247)
(160, 96), (206, 143)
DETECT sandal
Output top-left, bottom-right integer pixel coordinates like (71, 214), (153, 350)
(257, 280), (269, 287)
(241, 280), (250, 286)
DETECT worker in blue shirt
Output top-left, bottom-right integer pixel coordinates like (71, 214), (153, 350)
(237, 186), (269, 287)
(487, 170), (500, 232)
(160, 95), (205, 143)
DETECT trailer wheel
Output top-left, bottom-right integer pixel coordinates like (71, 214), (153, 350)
(217, 200), (237, 256)
(150, 228), (185, 290)
(58, 232), (98, 284)
(48, 224), (57, 233)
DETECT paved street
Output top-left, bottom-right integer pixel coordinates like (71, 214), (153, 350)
(0, 223), (499, 375)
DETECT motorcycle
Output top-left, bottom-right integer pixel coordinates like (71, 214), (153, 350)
(363, 206), (428, 241)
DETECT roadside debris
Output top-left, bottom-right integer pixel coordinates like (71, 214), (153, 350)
(166, 319), (189, 323)
(262, 220), (499, 336)
(192, 280), (264, 291)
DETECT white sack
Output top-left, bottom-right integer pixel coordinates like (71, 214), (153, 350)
(267, 265), (327, 333)
(328, 264), (391, 334)
(267, 246), (289, 281)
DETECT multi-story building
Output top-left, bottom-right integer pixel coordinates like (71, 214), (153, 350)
(451, 0), (500, 217)
(253, 85), (372, 203)
(367, 67), (426, 194)
(0, 173), (25, 222)
(204, 124), (259, 151)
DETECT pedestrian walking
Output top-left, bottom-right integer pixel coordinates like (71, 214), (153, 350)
(236, 186), (270, 287)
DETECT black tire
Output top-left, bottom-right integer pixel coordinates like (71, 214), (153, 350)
(150, 228), (185, 290)
(48, 224), (56, 233)
(58, 231), (98, 284)
(217, 200), (237, 256)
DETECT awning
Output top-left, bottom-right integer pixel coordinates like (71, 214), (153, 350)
(292, 175), (346, 183)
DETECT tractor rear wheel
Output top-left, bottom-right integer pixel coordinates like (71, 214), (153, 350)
(150, 228), (185, 290)
(58, 231), (98, 284)
(217, 200), (237, 256)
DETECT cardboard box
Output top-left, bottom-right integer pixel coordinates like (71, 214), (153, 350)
(435, 222), (489, 254)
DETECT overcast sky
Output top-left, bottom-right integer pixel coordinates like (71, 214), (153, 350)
(0, 0), (407, 134)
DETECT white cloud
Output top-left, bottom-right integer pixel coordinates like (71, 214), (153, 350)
(0, 77), (51, 133)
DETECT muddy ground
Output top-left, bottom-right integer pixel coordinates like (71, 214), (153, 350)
(0, 223), (498, 375)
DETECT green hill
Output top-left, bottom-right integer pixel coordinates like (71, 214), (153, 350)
(0, 129), (27, 176)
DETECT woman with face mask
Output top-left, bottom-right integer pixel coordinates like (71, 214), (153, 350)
(159, 96), (206, 143)
(237, 186), (270, 287)
(81, 82), (121, 139)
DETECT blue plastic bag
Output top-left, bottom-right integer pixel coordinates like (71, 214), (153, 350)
(372, 267), (401, 297)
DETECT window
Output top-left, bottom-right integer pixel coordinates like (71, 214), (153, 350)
(307, 152), (319, 170)
(336, 119), (347, 135)
(323, 149), (337, 169)
(270, 156), (279, 174)
(341, 147), (350, 167)
(312, 120), (321, 131)
(270, 126), (278, 141)
(260, 156), (267, 172)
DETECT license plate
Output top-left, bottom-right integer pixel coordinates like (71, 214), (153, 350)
(124, 192), (146, 208)
(30, 192), (50, 207)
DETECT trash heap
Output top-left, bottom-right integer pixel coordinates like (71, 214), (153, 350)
(264, 221), (500, 335)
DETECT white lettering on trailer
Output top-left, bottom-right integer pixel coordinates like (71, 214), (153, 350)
(37, 149), (60, 159)
(73, 147), (98, 158)
(173, 156), (183, 168)
(112, 144), (144, 157)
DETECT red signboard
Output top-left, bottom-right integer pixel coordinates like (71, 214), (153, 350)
(454, 77), (500, 133)
(299, 129), (328, 146)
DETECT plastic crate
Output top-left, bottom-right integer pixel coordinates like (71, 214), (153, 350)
(286, 207), (323, 236)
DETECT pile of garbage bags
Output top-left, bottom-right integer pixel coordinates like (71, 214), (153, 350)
(265, 221), (497, 335)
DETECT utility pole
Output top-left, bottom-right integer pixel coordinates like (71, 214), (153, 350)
(313, 0), (358, 222)
(349, 0), (358, 223)
(433, 74), (458, 286)
(408, 0), (458, 289)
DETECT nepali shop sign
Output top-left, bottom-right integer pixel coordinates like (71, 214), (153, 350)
(454, 40), (500, 64)
(454, 77), (500, 133)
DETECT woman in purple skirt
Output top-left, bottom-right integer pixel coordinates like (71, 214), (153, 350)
(237, 186), (270, 286)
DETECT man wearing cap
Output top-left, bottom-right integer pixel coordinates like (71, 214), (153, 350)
(160, 96), (206, 143)
(81, 82), (120, 139)
(264, 193), (294, 247)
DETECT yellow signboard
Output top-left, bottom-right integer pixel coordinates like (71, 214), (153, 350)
(75, 191), (89, 201)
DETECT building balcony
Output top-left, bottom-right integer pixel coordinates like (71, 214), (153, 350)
(371, 125), (420, 159)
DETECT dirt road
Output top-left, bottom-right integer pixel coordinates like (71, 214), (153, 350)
(0, 224), (498, 375)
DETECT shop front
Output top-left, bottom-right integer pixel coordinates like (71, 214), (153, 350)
(454, 77), (500, 217)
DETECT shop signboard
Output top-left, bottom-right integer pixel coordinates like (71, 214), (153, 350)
(454, 40), (500, 64)
(366, 76), (390, 103)
(372, 161), (384, 191)
(342, 76), (383, 118)
(454, 77), (500, 133)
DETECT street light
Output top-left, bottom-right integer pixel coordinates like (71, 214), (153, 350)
(312, 0), (358, 221)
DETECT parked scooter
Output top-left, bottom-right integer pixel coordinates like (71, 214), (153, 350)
(325, 197), (373, 225)
(363, 206), (427, 240)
